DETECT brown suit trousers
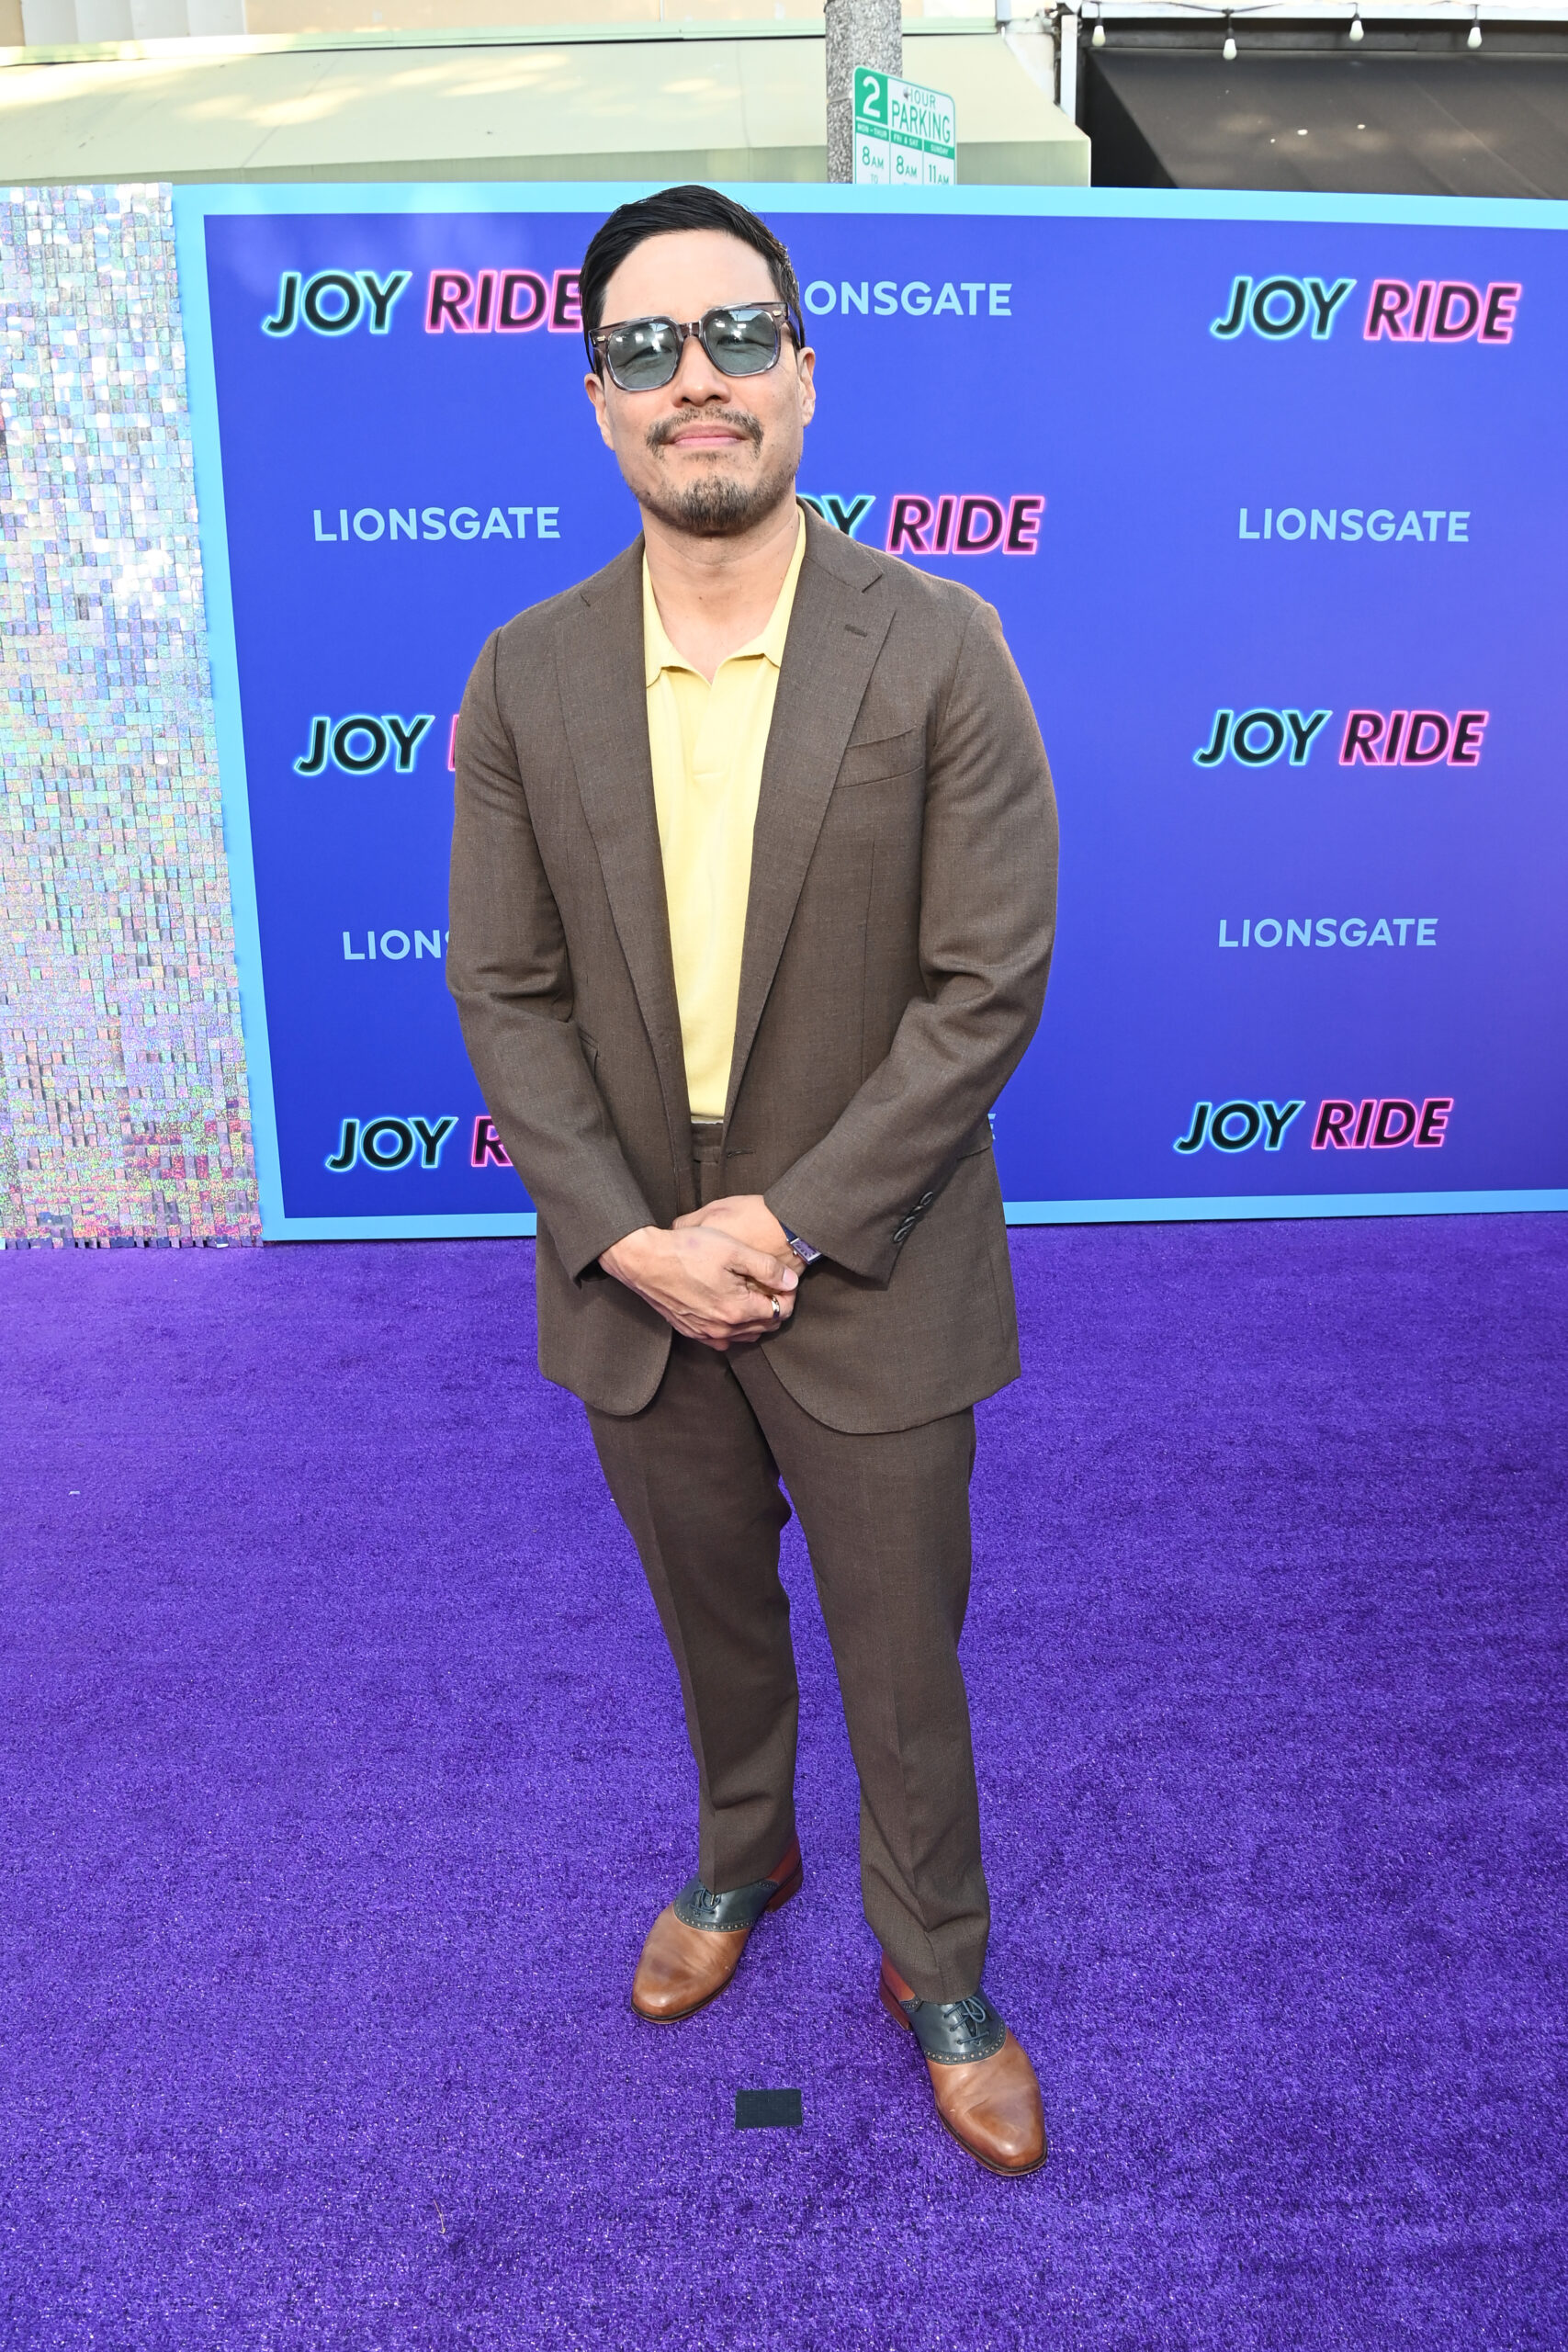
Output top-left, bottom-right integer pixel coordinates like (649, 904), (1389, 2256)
(589, 1128), (987, 2003)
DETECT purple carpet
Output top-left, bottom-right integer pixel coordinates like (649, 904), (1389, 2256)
(2, 1218), (1564, 2350)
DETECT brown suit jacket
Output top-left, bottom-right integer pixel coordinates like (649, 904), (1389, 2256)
(447, 503), (1058, 1433)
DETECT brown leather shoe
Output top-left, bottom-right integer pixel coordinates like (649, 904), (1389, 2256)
(630, 1838), (803, 2023)
(879, 1955), (1047, 2176)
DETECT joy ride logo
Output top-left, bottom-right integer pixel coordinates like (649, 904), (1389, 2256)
(1174, 1097), (1454, 1155)
(1195, 707), (1488, 768)
(259, 266), (582, 337)
(1211, 274), (1521, 343)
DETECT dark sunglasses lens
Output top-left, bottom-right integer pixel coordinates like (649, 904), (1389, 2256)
(703, 306), (782, 376)
(604, 318), (680, 390)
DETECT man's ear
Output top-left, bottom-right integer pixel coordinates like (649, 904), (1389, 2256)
(795, 345), (817, 427)
(584, 371), (615, 449)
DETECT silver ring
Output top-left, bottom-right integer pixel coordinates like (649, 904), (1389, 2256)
(771, 1295), (782, 1323)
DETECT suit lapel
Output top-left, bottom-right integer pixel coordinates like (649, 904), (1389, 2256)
(724, 521), (891, 1121)
(555, 543), (694, 1180)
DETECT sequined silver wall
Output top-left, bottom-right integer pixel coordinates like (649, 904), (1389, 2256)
(1, 182), (258, 1248)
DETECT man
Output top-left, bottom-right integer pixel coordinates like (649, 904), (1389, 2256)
(448, 185), (1057, 2176)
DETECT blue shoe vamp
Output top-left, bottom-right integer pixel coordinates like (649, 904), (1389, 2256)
(671, 1874), (778, 1932)
(901, 1989), (1008, 2065)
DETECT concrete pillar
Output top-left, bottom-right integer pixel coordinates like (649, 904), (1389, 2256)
(825, 0), (902, 185)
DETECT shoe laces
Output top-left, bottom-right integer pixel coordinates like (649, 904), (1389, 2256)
(914, 1992), (990, 2034)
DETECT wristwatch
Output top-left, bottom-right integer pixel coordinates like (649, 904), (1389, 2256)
(780, 1224), (821, 1267)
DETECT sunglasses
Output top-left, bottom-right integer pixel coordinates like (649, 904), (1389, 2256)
(587, 300), (801, 393)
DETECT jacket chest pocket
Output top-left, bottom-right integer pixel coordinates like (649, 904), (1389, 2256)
(835, 723), (926, 789)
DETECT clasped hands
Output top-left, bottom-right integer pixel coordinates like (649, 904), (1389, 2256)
(599, 1195), (800, 1351)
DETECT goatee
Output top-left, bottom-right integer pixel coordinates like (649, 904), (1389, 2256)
(644, 467), (795, 536)
(639, 413), (796, 537)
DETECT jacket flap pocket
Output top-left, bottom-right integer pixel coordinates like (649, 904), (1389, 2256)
(836, 723), (926, 787)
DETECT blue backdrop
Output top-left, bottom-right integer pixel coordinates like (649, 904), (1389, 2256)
(174, 186), (1568, 1239)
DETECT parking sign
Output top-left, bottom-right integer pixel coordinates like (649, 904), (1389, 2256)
(852, 66), (957, 187)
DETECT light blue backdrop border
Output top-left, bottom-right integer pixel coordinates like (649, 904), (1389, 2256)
(173, 179), (1568, 1241)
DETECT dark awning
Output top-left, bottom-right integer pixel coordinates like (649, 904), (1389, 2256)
(1083, 27), (1568, 196)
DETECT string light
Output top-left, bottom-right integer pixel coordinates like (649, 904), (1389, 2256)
(1348, 6), (1363, 40)
(1223, 15), (1236, 60)
(1467, 8), (1483, 44)
(1091, 15), (1105, 45)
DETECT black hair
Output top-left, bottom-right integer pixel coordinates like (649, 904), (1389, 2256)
(580, 184), (804, 355)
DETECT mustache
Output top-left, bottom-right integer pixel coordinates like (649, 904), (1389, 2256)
(646, 407), (764, 454)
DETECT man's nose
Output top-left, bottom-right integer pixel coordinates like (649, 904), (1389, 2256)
(670, 331), (730, 399)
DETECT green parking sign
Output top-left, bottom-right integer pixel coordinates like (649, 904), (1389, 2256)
(852, 66), (957, 188)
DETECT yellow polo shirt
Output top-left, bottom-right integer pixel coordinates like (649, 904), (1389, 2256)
(643, 512), (807, 1120)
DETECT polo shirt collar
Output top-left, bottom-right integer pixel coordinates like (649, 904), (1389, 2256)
(642, 508), (807, 688)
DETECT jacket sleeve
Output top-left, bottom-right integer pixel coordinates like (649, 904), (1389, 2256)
(764, 598), (1057, 1284)
(446, 628), (657, 1279)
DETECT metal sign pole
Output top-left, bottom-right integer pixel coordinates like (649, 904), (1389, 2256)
(1057, 6), (1079, 122)
(826, 0), (902, 182)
